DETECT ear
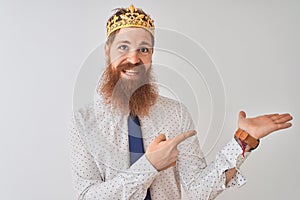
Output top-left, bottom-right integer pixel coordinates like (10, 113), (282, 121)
(104, 43), (109, 59)
(151, 47), (154, 55)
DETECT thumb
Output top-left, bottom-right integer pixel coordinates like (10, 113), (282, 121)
(154, 134), (166, 143)
(239, 110), (246, 119)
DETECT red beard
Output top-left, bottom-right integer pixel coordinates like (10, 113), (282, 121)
(99, 62), (158, 117)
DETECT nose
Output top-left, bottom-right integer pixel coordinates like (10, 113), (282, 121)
(126, 49), (140, 64)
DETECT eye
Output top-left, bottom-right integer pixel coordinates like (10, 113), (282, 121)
(118, 45), (129, 51)
(139, 47), (149, 54)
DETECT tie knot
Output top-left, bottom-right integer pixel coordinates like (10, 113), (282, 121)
(129, 113), (140, 126)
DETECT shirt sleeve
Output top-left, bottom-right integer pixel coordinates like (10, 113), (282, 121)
(176, 104), (250, 200)
(69, 114), (159, 200)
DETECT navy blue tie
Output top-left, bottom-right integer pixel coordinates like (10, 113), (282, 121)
(128, 114), (151, 200)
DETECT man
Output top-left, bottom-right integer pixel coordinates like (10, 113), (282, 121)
(69, 5), (293, 199)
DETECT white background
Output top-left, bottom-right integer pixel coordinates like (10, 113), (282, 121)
(1, 0), (299, 199)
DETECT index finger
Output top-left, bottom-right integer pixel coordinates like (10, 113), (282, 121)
(172, 130), (196, 145)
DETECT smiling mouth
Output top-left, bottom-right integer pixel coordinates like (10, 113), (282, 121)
(122, 69), (139, 76)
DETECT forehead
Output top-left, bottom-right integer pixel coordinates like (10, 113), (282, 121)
(112, 27), (153, 45)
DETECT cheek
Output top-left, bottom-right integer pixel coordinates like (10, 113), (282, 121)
(109, 53), (125, 69)
(144, 56), (152, 71)
(144, 63), (151, 72)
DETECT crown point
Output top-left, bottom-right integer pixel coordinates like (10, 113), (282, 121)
(129, 5), (135, 13)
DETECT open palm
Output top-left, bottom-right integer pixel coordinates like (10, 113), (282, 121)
(238, 111), (293, 139)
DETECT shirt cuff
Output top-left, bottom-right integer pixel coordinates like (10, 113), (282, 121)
(217, 138), (251, 189)
(222, 138), (251, 168)
(127, 154), (159, 189)
(130, 154), (158, 174)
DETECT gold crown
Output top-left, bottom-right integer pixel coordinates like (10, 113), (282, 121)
(106, 5), (155, 37)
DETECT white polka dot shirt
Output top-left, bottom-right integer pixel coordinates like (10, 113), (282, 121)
(69, 92), (250, 200)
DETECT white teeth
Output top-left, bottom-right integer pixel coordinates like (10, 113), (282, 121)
(125, 70), (138, 73)
(123, 69), (139, 76)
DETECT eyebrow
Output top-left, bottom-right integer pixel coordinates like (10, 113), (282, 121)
(117, 40), (131, 45)
(116, 40), (152, 47)
(139, 41), (152, 47)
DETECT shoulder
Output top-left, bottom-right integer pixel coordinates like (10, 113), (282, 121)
(157, 95), (181, 107)
(154, 95), (193, 127)
(156, 95), (190, 114)
(70, 102), (97, 130)
(146, 96), (196, 143)
(73, 102), (95, 120)
(72, 93), (109, 125)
